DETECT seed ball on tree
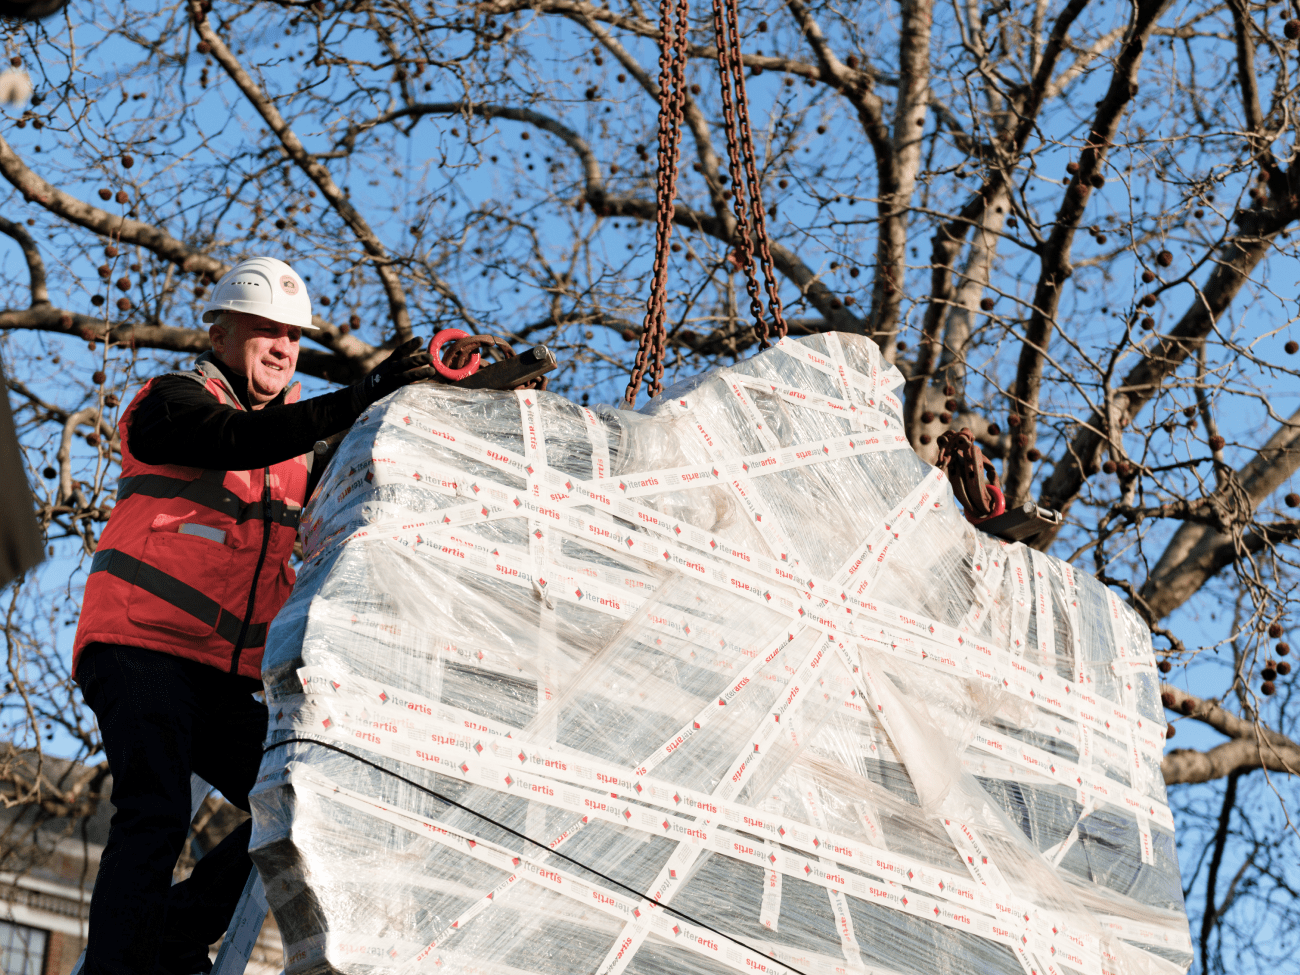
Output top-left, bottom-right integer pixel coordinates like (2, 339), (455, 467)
(1008, 414), (1021, 427)
(92, 371), (106, 384)
(943, 384), (955, 396)
(987, 423), (1001, 436)
(85, 433), (100, 447)
(9, 56), (20, 67)
(98, 188), (112, 200)
(1263, 665), (1278, 681)
(1262, 680), (1277, 696)
(757, 20), (768, 31)
(1165, 724), (1175, 739)
(1027, 448), (1042, 461)
(1179, 698), (1194, 715)
(1156, 250), (1173, 267)
(1090, 173), (1105, 188)
(1142, 270), (1155, 283)
(944, 398), (958, 411)
(105, 394), (119, 408)
(42, 466), (56, 479)
(1102, 460), (1117, 474)
(1182, 406), (1197, 418)
(816, 125), (826, 134)
(1278, 642), (1292, 656)
(939, 411), (952, 424)
(1208, 434), (1226, 451)
(116, 277), (131, 291)
(1141, 294), (1158, 307)
(1286, 492), (1300, 507)
(1066, 162), (1079, 175)
(1141, 317), (1155, 330)
(121, 154), (134, 168)
(91, 295), (105, 306)
(196, 41), (211, 53)
(116, 297), (132, 311)
(979, 297), (995, 311)
(1158, 659), (1172, 673)
(919, 433), (931, 445)
(1269, 621), (1284, 637)
(1094, 234), (1106, 245)
(1287, 340), (1299, 354)
(115, 190), (129, 204)
(1117, 461), (1133, 477)
(1287, 19), (1300, 39)
(1161, 691), (1176, 708)
(1279, 661), (1293, 676)
(921, 411), (935, 423)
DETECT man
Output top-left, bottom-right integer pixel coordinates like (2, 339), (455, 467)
(72, 256), (437, 975)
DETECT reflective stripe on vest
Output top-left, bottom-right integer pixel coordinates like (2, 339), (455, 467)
(116, 469), (302, 529)
(88, 548), (269, 650)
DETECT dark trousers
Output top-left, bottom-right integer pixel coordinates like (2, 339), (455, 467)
(75, 644), (268, 975)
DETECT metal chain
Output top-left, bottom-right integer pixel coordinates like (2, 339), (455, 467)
(709, 0), (765, 348)
(712, 0), (788, 346)
(624, 0), (690, 408)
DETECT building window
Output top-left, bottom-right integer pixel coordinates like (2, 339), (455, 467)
(0, 921), (46, 975)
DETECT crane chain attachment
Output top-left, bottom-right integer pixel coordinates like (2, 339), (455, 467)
(624, 0), (691, 408)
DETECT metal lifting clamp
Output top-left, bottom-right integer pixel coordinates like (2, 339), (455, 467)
(935, 428), (1062, 543)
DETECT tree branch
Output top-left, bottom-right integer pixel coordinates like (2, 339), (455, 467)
(866, 0), (933, 354)
(1036, 200), (1298, 542)
(0, 216), (48, 306)
(1139, 408), (1300, 619)
(0, 305), (359, 383)
(1003, 0), (1168, 506)
(366, 100), (863, 331)
(190, 0), (413, 342)
(1161, 684), (1300, 784)
(0, 133), (224, 278)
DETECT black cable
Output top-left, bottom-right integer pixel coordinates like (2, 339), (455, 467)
(267, 736), (811, 975)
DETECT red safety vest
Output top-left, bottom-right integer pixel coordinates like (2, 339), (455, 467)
(74, 354), (311, 680)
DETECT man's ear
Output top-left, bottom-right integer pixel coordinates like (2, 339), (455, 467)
(209, 322), (226, 355)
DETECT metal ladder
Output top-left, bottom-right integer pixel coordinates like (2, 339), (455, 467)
(68, 774), (271, 975)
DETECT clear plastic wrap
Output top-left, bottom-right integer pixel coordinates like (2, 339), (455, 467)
(253, 333), (1190, 975)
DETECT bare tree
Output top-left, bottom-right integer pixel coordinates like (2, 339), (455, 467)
(2, 0), (1300, 964)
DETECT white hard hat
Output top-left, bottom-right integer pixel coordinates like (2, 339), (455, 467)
(201, 256), (318, 329)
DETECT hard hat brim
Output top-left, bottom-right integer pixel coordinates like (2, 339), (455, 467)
(201, 299), (320, 330)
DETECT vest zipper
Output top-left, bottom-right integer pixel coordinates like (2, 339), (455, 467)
(231, 466), (273, 675)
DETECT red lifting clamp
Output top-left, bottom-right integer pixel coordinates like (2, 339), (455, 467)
(429, 328), (482, 382)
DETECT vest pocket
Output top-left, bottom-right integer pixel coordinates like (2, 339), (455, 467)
(126, 529), (235, 637)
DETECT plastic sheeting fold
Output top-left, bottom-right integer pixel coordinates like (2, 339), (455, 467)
(252, 333), (1190, 975)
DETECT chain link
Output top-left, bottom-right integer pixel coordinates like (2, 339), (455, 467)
(624, 0), (787, 406)
(712, 0), (788, 347)
(624, 0), (690, 408)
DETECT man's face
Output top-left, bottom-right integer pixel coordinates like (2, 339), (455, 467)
(210, 313), (301, 408)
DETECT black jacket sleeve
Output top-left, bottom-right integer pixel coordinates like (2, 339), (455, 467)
(129, 376), (362, 470)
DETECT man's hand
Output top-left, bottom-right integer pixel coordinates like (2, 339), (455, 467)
(353, 338), (438, 410)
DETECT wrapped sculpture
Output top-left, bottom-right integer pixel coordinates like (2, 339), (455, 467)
(252, 333), (1190, 975)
